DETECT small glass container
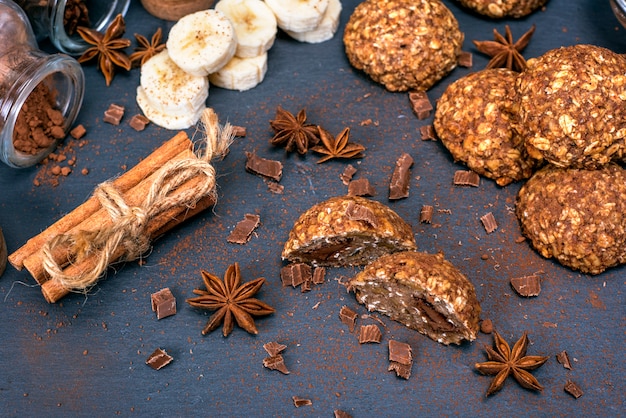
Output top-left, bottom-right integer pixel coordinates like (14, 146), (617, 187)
(15, 0), (130, 55)
(0, 0), (85, 168)
(140, 0), (214, 21)
(611, 0), (626, 28)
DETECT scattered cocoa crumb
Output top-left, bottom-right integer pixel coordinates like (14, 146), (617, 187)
(334, 410), (353, 418)
(515, 236), (526, 243)
(480, 254), (489, 260)
(564, 380), (583, 399)
(81, 168), (89, 175)
(103, 103), (125, 125)
(292, 396), (312, 408)
(359, 118), (373, 126)
(231, 125), (247, 137)
(480, 318), (493, 334)
(60, 167), (71, 176)
(51, 166), (61, 175)
(70, 124), (86, 139)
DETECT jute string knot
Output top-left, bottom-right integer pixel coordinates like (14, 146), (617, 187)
(41, 108), (233, 293)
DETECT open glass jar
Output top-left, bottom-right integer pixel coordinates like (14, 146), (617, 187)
(15, 0), (130, 55)
(611, 0), (626, 28)
(0, 0), (85, 168)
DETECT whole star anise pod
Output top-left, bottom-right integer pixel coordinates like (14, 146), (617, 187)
(475, 331), (549, 396)
(186, 263), (275, 337)
(129, 28), (166, 67)
(269, 106), (320, 154)
(77, 13), (131, 86)
(311, 126), (365, 164)
(473, 24), (536, 72)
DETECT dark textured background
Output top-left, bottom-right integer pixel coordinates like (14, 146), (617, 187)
(1, 0), (624, 415)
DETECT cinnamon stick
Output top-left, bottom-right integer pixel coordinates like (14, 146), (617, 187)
(8, 132), (190, 271)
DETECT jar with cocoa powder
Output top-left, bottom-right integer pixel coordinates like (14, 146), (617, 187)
(611, 0), (626, 28)
(0, 0), (84, 168)
(15, 0), (130, 55)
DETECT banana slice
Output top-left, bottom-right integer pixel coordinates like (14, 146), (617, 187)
(284, 0), (341, 43)
(209, 53), (268, 91)
(264, 0), (329, 33)
(139, 50), (209, 116)
(137, 87), (206, 130)
(215, 0), (278, 58)
(166, 9), (238, 77)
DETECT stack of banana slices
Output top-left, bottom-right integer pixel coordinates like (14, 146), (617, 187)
(136, 0), (342, 130)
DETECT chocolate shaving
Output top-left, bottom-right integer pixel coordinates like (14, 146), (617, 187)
(510, 274), (542, 297)
(388, 340), (413, 379)
(245, 152), (283, 181)
(232, 125), (247, 137)
(129, 114), (150, 131)
(348, 178), (376, 197)
(312, 267), (326, 284)
(280, 263), (312, 288)
(150, 287), (176, 319)
(458, 51), (473, 68)
(340, 164), (357, 185)
(358, 324), (382, 344)
(388, 361), (412, 380)
(419, 125), (436, 141)
(480, 212), (498, 234)
(389, 153), (414, 200)
(334, 410), (353, 418)
(409, 90), (433, 120)
(564, 380), (583, 399)
(339, 305), (358, 333)
(267, 181), (284, 194)
(556, 350), (572, 370)
(292, 396), (312, 407)
(263, 341), (287, 357)
(103, 103), (124, 125)
(453, 170), (480, 187)
(227, 213), (260, 244)
(146, 348), (173, 370)
(263, 354), (290, 374)
(301, 278), (312, 292)
(345, 201), (379, 228)
(420, 205), (434, 223)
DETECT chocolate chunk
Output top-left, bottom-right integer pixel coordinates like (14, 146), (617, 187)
(312, 267), (326, 284)
(564, 380), (583, 399)
(301, 278), (312, 292)
(263, 341), (287, 357)
(388, 340), (412, 365)
(419, 205), (434, 223)
(340, 164), (358, 185)
(419, 124), (436, 141)
(453, 170), (480, 187)
(263, 354), (290, 374)
(151, 287), (176, 319)
(480, 318), (493, 334)
(345, 201), (379, 228)
(292, 396), (312, 407)
(458, 51), (473, 68)
(339, 305), (358, 332)
(129, 114), (150, 131)
(480, 212), (498, 234)
(227, 213), (261, 244)
(389, 153), (413, 200)
(334, 410), (353, 418)
(103, 103), (124, 125)
(348, 178), (376, 197)
(358, 324), (382, 344)
(146, 348), (173, 370)
(69, 124), (86, 139)
(510, 274), (542, 297)
(232, 125), (247, 137)
(267, 181), (284, 194)
(409, 90), (433, 120)
(556, 350), (572, 370)
(245, 152), (283, 181)
(388, 361), (412, 379)
(280, 263), (312, 288)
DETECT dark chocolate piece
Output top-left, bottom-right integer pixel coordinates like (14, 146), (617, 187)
(292, 396), (312, 407)
(232, 125), (247, 137)
(263, 354), (290, 374)
(151, 287), (176, 319)
(340, 164), (358, 185)
(339, 305), (358, 332)
(358, 324), (382, 344)
(267, 181), (284, 194)
(556, 350), (572, 370)
(227, 213), (261, 244)
(453, 170), (480, 187)
(146, 348), (173, 370)
(263, 341), (287, 357)
(388, 340), (412, 365)
(348, 178), (376, 197)
(458, 50), (473, 68)
(419, 124), (436, 141)
(480, 212), (498, 234)
(280, 263), (312, 288)
(103, 103), (124, 125)
(312, 267), (326, 284)
(388, 361), (412, 379)
(564, 380), (583, 398)
(510, 274), (542, 297)
(345, 201), (379, 228)
(245, 152), (283, 181)
(301, 277), (312, 292)
(389, 153), (414, 200)
(409, 90), (433, 120)
(129, 114), (150, 131)
(419, 205), (434, 223)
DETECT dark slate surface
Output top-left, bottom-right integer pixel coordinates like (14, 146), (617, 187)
(1, 0), (624, 416)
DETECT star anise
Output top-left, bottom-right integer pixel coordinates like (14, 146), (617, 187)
(186, 262), (275, 337)
(77, 13), (131, 86)
(269, 106), (320, 154)
(473, 25), (536, 72)
(311, 126), (365, 164)
(475, 331), (549, 396)
(129, 28), (166, 67)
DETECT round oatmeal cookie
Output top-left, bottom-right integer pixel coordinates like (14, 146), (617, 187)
(434, 68), (539, 186)
(516, 164), (626, 275)
(515, 44), (626, 169)
(343, 0), (463, 92)
(455, 0), (548, 18)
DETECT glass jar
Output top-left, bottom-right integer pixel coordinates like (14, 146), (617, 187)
(0, 0), (85, 168)
(15, 0), (130, 55)
(611, 0), (626, 28)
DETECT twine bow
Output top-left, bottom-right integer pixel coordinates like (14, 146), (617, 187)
(41, 108), (233, 292)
